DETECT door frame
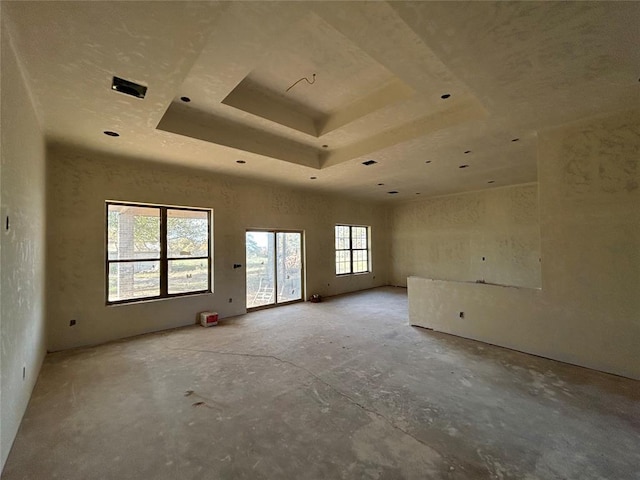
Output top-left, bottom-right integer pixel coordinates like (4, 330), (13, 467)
(245, 229), (305, 311)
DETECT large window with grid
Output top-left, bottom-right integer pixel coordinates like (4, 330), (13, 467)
(106, 202), (212, 304)
(335, 225), (370, 275)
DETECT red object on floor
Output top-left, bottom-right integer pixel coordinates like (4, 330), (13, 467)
(200, 312), (218, 327)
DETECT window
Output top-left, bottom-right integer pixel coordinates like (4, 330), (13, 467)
(335, 225), (370, 275)
(106, 202), (211, 304)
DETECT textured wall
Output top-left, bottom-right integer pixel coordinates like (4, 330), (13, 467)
(46, 146), (390, 351)
(391, 184), (541, 288)
(409, 109), (640, 379)
(0, 26), (47, 470)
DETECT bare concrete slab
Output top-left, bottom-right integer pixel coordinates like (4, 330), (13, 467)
(3, 287), (639, 479)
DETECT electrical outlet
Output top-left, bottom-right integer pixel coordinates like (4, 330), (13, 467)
(459, 312), (464, 319)
(228, 298), (232, 303)
(69, 319), (76, 326)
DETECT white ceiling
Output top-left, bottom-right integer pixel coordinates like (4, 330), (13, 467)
(3, 1), (639, 201)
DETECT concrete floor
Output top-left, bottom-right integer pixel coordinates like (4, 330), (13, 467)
(3, 287), (639, 479)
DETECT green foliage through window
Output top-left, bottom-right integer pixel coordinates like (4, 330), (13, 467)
(107, 202), (211, 304)
(335, 225), (370, 275)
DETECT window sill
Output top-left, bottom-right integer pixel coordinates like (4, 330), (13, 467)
(106, 290), (213, 307)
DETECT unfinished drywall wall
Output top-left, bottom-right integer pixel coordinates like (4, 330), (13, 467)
(0, 24), (47, 470)
(391, 184), (541, 288)
(46, 145), (390, 351)
(408, 108), (640, 379)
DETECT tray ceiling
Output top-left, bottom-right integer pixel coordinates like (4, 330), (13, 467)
(3, 1), (638, 201)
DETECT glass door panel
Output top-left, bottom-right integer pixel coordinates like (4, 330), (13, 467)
(276, 232), (302, 303)
(246, 230), (303, 310)
(246, 231), (275, 309)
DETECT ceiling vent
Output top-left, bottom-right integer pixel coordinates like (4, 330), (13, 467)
(111, 76), (147, 99)
(362, 160), (378, 166)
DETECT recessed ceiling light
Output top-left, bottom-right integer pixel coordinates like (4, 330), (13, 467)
(464, 150), (471, 154)
(111, 76), (147, 99)
(236, 160), (246, 164)
(459, 165), (469, 169)
(310, 176), (317, 180)
(377, 183), (384, 186)
(180, 96), (191, 103)
(441, 93), (451, 99)
(103, 131), (119, 137)
(387, 191), (398, 194)
(511, 138), (519, 142)
(425, 160), (432, 164)
(488, 180), (495, 184)
(362, 160), (377, 166)
(322, 144), (328, 148)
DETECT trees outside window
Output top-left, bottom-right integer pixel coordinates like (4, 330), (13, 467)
(107, 202), (211, 304)
(335, 225), (370, 275)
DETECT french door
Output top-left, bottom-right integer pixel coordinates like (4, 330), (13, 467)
(246, 230), (304, 310)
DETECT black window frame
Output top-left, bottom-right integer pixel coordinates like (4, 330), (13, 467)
(106, 201), (212, 305)
(335, 224), (370, 276)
